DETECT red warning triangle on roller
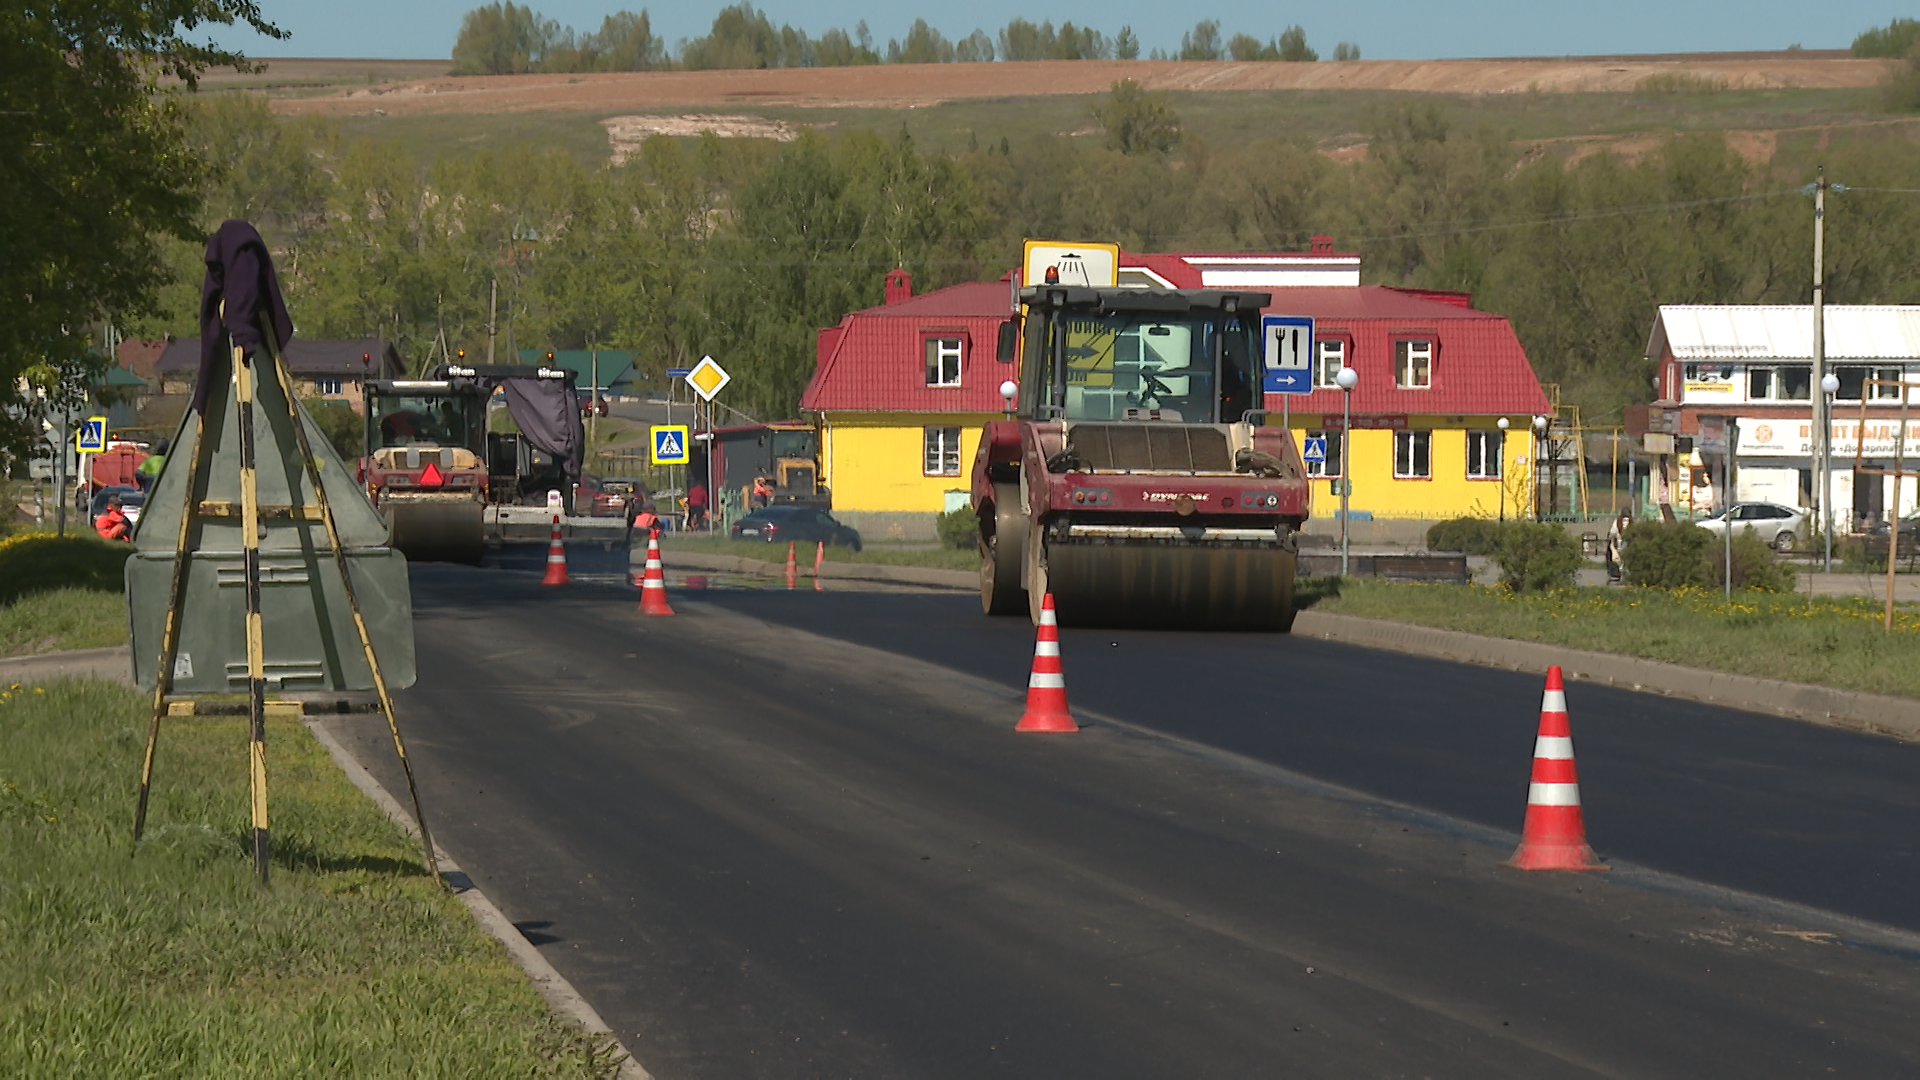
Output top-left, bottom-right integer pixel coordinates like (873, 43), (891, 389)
(418, 461), (445, 487)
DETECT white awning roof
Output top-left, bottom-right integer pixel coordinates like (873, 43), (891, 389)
(1648, 305), (1920, 362)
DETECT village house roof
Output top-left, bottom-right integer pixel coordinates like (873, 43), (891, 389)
(154, 338), (404, 378)
(1647, 305), (1920, 362)
(802, 261), (1550, 419)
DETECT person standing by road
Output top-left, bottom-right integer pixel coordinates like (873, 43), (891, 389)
(1606, 510), (1632, 584)
(751, 474), (773, 508)
(628, 499), (660, 545)
(135, 439), (168, 492)
(686, 482), (708, 530)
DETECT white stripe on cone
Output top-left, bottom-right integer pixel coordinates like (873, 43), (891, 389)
(1540, 689), (1567, 713)
(1527, 782), (1582, 806)
(1034, 641), (1060, 657)
(1029, 672), (1067, 689)
(1533, 735), (1575, 759)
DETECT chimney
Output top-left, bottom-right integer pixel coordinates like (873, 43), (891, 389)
(1309, 235), (1334, 254)
(885, 268), (912, 305)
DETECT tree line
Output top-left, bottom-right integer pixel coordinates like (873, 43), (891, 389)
(449, 2), (1357, 74)
(115, 83), (1920, 430)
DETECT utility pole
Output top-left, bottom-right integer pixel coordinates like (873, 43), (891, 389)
(1812, 167), (1830, 571)
(486, 278), (498, 364)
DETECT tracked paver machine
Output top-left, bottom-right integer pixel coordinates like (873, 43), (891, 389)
(972, 281), (1310, 629)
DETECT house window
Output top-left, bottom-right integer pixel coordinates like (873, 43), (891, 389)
(314, 377), (343, 395)
(1314, 339), (1346, 388)
(1395, 340), (1432, 389)
(923, 426), (962, 476)
(1466, 429), (1503, 479)
(1394, 430), (1431, 479)
(1835, 366), (1904, 401)
(925, 337), (963, 387)
(1750, 365), (1811, 400)
(1305, 428), (1343, 478)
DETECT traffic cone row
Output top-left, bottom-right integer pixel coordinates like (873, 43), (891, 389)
(637, 530), (674, 616)
(813, 541), (825, 592)
(785, 542), (798, 590)
(1016, 593), (1077, 733)
(1507, 665), (1605, 871)
(540, 512), (569, 586)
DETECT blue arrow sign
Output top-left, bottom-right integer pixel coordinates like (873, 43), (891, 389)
(665, 367), (692, 378)
(1261, 315), (1315, 395)
(1302, 436), (1327, 464)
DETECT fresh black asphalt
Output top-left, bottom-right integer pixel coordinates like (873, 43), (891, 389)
(325, 551), (1920, 1077)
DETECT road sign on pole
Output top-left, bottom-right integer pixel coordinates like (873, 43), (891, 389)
(1261, 316), (1314, 395)
(665, 367), (692, 378)
(76, 416), (108, 454)
(1302, 436), (1327, 464)
(685, 355), (730, 402)
(651, 424), (691, 466)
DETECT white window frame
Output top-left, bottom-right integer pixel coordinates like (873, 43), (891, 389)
(1304, 428), (1342, 479)
(1466, 429), (1502, 479)
(1395, 340), (1432, 389)
(1394, 430), (1432, 479)
(923, 426), (962, 476)
(1314, 339), (1345, 389)
(314, 376), (344, 395)
(925, 336), (963, 387)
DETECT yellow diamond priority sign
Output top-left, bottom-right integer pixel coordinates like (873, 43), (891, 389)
(686, 355), (730, 401)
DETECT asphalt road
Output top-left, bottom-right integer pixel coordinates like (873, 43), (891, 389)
(328, 552), (1920, 1077)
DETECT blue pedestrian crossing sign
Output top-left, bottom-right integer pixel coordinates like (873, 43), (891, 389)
(76, 416), (108, 454)
(1302, 436), (1327, 464)
(1261, 315), (1315, 394)
(650, 424), (691, 466)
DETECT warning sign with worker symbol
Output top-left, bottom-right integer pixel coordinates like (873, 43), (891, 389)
(651, 424), (691, 465)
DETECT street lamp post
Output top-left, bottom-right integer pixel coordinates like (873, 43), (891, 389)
(1531, 415), (1549, 522)
(1820, 371), (1840, 572)
(1496, 416), (1510, 522)
(1336, 366), (1358, 576)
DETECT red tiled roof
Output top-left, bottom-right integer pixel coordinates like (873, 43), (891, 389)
(802, 282), (1014, 413)
(1264, 287), (1551, 417)
(117, 339), (169, 380)
(801, 281), (1549, 417)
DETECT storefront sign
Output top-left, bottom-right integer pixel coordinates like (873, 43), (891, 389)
(1320, 415), (1408, 430)
(1738, 416), (1920, 457)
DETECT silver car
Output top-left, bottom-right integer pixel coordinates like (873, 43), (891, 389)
(1696, 502), (1804, 551)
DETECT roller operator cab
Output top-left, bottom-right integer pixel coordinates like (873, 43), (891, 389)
(971, 285), (1311, 630)
(361, 379), (491, 564)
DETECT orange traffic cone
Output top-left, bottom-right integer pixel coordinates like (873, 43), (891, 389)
(1016, 593), (1077, 733)
(785, 541), (798, 589)
(540, 512), (569, 586)
(1507, 666), (1606, 870)
(637, 530), (675, 616)
(813, 541), (825, 592)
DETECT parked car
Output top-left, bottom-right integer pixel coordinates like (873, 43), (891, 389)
(576, 390), (609, 417)
(730, 505), (862, 551)
(1694, 502), (1804, 551)
(88, 485), (145, 528)
(1862, 511), (1920, 561)
(587, 477), (646, 518)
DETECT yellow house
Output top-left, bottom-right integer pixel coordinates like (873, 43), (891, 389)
(802, 271), (1013, 539)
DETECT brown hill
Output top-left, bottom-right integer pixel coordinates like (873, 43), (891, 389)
(271, 56), (1892, 118)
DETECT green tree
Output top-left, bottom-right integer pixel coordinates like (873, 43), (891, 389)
(1277, 25), (1317, 62)
(1114, 26), (1141, 60)
(1852, 18), (1920, 57)
(998, 19), (1050, 61)
(450, 2), (558, 74)
(0, 0), (281, 467)
(1228, 33), (1275, 62)
(888, 19), (953, 64)
(955, 30), (994, 62)
(1179, 20), (1222, 61)
(1092, 79), (1181, 155)
(1333, 41), (1360, 61)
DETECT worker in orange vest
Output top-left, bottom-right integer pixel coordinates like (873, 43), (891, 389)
(628, 500), (660, 544)
(94, 496), (132, 542)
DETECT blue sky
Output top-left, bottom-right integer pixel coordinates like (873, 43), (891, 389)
(202, 1), (1895, 61)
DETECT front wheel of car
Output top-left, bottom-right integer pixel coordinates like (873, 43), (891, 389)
(1773, 530), (1796, 552)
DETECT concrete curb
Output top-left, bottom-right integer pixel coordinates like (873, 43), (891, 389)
(642, 548), (976, 590)
(0, 644), (130, 685)
(1293, 610), (1920, 742)
(305, 720), (652, 1080)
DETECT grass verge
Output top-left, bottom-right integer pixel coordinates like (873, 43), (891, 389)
(1310, 578), (1920, 700)
(1, 587), (129, 656)
(662, 534), (976, 571)
(0, 678), (621, 1078)
(0, 531), (130, 606)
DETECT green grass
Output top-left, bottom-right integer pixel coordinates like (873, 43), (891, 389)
(1, 588), (129, 656)
(0, 531), (130, 606)
(0, 678), (621, 1078)
(326, 85), (1896, 166)
(662, 534), (976, 571)
(1312, 577), (1920, 699)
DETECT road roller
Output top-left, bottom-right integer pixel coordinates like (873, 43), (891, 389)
(972, 282), (1310, 630)
(360, 377), (492, 563)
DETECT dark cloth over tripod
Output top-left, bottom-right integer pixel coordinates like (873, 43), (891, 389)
(196, 220), (294, 415)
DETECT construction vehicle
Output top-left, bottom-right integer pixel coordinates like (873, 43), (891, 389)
(360, 362), (580, 562)
(972, 280), (1310, 629)
(695, 421), (830, 509)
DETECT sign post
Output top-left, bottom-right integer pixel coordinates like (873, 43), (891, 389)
(685, 356), (729, 533)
